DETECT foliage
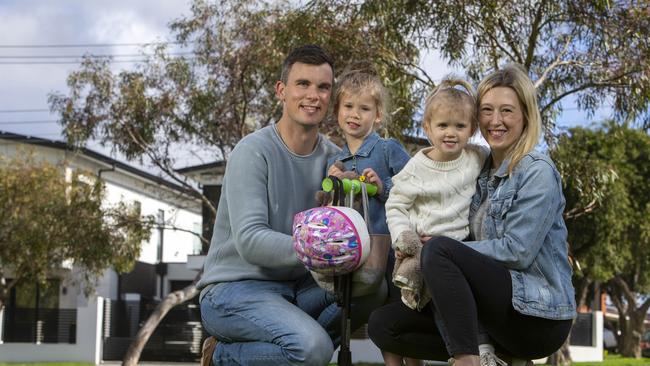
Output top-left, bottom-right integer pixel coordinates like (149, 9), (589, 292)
(347, 0), (650, 139)
(48, 0), (421, 172)
(0, 153), (152, 310)
(551, 123), (650, 357)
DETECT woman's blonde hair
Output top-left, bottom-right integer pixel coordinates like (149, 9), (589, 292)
(423, 76), (478, 135)
(333, 64), (390, 127)
(477, 64), (541, 173)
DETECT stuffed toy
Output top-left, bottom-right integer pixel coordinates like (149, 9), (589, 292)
(392, 230), (431, 310)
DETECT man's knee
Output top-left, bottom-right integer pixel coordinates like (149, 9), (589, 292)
(291, 331), (333, 366)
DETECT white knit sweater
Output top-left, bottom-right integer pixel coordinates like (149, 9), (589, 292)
(386, 145), (487, 245)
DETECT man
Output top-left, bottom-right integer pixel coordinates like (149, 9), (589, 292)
(198, 45), (386, 366)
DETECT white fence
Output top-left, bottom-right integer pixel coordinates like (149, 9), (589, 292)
(0, 297), (104, 364)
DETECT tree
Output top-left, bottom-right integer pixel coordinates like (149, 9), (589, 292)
(551, 123), (650, 358)
(0, 153), (151, 311)
(346, 0), (650, 139)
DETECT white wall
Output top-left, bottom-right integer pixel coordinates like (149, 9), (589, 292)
(569, 311), (604, 362)
(103, 181), (202, 265)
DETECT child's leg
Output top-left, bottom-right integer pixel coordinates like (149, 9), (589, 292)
(385, 248), (402, 303)
(381, 350), (424, 366)
(381, 350), (405, 366)
(405, 357), (424, 366)
(477, 321), (491, 345)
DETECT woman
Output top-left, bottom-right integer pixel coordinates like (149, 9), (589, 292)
(368, 64), (576, 366)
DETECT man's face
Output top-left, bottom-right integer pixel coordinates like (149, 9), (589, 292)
(276, 62), (333, 128)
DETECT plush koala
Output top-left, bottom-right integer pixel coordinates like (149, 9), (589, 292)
(392, 230), (431, 311)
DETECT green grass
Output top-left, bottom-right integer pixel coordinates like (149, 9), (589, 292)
(573, 354), (650, 366)
(0, 364), (92, 366)
(328, 355), (650, 366)
(1, 355), (647, 366)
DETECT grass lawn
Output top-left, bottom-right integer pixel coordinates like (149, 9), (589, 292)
(330, 355), (650, 365)
(572, 354), (650, 366)
(0, 364), (92, 366)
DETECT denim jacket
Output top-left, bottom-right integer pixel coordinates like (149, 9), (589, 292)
(465, 151), (576, 320)
(328, 132), (410, 235)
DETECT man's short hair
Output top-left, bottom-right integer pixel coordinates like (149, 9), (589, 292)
(280, 45), (334, 84)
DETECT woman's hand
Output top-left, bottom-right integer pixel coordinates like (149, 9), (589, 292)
(362, 167), (384, 195)
(420, 236), (432, 244)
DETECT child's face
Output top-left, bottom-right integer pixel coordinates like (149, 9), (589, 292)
(337, 91), (380, 142)
(423, 102), (474, 162)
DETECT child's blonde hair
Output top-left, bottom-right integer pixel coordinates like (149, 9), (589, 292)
(423, 76), (478, 135)
(333, 63), (390, 127)
(477, 64), (541, 174)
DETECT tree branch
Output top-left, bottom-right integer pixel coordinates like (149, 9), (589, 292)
(465, 17), (518, 62)
(496, 17), (524, 64)
(563, 199), (598, 220)
(120, 122), (217, 217)
(524, 0), (548, 69)
(613, 276), (637, 308)
(534, 38), (573, 89)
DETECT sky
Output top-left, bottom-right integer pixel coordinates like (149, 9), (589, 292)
(0, 1), (613, 168)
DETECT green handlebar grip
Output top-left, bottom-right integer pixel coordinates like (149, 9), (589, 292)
(321, 177), (377, 196)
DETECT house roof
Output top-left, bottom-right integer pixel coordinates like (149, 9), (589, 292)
(175, 160), (225, 174)
(0, 130), (193, 194)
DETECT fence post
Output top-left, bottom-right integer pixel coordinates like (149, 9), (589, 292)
(0, 307), (4, 344)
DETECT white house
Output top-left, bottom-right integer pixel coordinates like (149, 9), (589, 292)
(0, 131), (203, 363)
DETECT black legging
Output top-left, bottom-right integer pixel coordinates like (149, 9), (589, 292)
(368, 236), (572, 361)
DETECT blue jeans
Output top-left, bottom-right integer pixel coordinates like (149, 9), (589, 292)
(200, 273), (386, 366)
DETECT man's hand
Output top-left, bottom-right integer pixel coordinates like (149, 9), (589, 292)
(314, 190), (332, 207)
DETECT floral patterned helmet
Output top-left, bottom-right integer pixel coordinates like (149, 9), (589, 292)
(292, 206), (370, 275)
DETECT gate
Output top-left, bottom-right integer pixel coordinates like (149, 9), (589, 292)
(102, 299), (207, 362)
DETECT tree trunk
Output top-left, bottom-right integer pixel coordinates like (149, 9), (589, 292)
(122, 278), (200, 366)
(607, 277), (650, 359)
(618, 310), (644, 358)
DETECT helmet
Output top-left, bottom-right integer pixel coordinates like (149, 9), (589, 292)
(292, 206), (370, 275)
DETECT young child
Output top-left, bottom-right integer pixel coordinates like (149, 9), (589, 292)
(326, 66), (420, 366)
(385, 77), (500, 366)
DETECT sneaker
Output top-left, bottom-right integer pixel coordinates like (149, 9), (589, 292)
(201, 336), (218, 366)
(480, 350), (508, 366)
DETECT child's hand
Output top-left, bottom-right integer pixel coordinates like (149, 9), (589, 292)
(361, 168), (383, 195)
(327, 164), (345, 179)
(395, 248), (407, 260)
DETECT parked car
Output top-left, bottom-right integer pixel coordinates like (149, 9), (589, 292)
(642, 330), (650, 358)
(603, 328), (618, 353)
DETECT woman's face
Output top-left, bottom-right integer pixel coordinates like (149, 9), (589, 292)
(478, 87), (525, 159)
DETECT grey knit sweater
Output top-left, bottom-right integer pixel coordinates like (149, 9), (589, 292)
(197, 124), (340, 297)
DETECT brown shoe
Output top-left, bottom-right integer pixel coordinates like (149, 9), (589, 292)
(201, 336), (218, 366)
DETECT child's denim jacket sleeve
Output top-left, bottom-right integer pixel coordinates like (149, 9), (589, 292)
(327, 132), (410, 235)
(465, 151), (576, 320)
